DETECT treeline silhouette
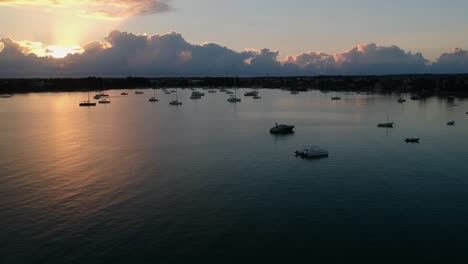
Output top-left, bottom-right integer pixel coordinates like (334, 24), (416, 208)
(1, 75), (468, 95)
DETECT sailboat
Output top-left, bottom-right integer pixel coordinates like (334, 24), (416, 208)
(253, 88), (261, 99)
(149, 88), (159, 102)
(79, 92), (96, 106)
(169, 89), (182, 105)
(227, 78), (241, 103)
(378, 113), (394, 128)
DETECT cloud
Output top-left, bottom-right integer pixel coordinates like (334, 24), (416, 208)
(432, 48), (468, 74)
(0, 0), (171, 18)
(283, 43), (429, 75)
(0, 31), (467, 77)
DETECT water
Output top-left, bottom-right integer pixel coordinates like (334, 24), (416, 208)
(1, 89), (468, 263)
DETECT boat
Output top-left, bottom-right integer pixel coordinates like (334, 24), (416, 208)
(225, 90), (234, 95)
(98, 93), (109, 97)
(94, 94), (101, 99)
(169, 89), (182, 106)
(121, 92), (128, 96)
(397, 97), (406, 103)
(79, 92), (96, 106)
(227, 96), (241, 103)
(447, 120), (455, 126)
(135, 91), (144, 95)
(270, 123), (295, 134)
(98, 98), (111, 104)
(410, 95), (421, 100)
(227, 85), (241, 103)
(405, 138), (420, 143)
(190, 94), (202, 99)
(192, 91), (205, 97)
(148, 89), (159, 102)
(378, 114), (394, 128)
(448, 96), (456, 101)
(208, 90), (217, 93)
(244, 91), (258, 96)
(253, 95), (261, 99)
(290, 90), (299, 95)
(169, 100), (182, 105)
(295, 146), (329, 159)
(331, 96), (341, 100)
(0, 95), (12, 98)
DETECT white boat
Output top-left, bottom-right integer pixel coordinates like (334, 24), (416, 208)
(295, 146), (329, 159)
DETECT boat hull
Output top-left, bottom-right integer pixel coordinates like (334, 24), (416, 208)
(270, 125), (295, 134)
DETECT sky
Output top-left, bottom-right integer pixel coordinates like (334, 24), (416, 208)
(1, 0), (468, 77)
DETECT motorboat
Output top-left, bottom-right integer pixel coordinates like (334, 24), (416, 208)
(0, 95), (12, 98)
(270, 123), (295, 134)
(244, 91), (258, 96)
(447, 120), (455, 126)
(227, 96), (241, 103)
(169, 100), (182, 105)
(208, 90), (217, 93)
(192, 91), (205, 97)
(225, 90), (234, 95)
(397, 97), (406, 103)
(295, 146), (329, 159)
(405, 138), (420, 143)
(98, 99), (111, 104)
(121, 92), (128, 96)
(190, 95), (202, 99)
(290, 91), (299, 95)
(331, 96), (341, 100)
(135, 91), (144, 95)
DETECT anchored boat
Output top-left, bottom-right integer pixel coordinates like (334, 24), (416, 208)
(270, 123), (295, 134)
(295, 146), (329, 159)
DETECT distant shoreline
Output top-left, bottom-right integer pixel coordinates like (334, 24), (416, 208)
(1, 75), (468, 96)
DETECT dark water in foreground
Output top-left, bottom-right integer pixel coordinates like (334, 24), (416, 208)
(1, 89), (468, 263)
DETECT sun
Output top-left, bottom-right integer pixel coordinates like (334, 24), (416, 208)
(44, 46), (84, 58)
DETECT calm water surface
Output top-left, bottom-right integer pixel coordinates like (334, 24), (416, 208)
(1, 89), (468, 263)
